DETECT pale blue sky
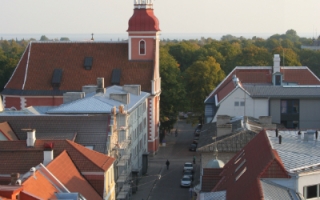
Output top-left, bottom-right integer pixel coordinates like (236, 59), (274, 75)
(1, 0), (319, 38)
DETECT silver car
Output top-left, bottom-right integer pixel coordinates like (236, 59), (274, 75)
(180, 175), (192, 187)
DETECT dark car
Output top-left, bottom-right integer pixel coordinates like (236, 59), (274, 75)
(194, 124), (202, 136)
(189, 143), (197, 151)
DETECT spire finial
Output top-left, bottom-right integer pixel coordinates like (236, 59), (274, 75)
(91, 33), (94, 41)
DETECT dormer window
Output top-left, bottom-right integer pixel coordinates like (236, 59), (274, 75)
(273, 73), (282, 86)
(84, 57), (93, 70)
(139, 40), (146, 55)
(275, 75), (281, 85)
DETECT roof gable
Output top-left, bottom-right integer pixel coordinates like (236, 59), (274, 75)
(212, 130), (290, 200)
(5, 42), (154, 93)
(46, 151), (102, 200)
(0, 122), (18, 141)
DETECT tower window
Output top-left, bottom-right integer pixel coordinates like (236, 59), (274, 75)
(139, 40), (146, 55)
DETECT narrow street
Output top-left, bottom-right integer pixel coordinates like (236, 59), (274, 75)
(132, 119), (200, 200)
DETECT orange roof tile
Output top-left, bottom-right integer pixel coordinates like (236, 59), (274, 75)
(5, 42), (154, 93)
(46, 151), (102, 200)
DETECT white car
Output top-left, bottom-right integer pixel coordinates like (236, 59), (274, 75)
(183, 162), (194, 172)
(180, 175), (192, 187)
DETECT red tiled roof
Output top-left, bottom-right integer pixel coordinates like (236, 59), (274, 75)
(0, 122), (18, 141)
(210, 130), (290, 200)
(5, 42), (154, 93)
(127, 9), (160, 31)
(0, 185), (23, 199)
(22, 170), (58, 199)
(0, 140), (115, 174)
(46, 151), (102, 200)
(208, 67), (320, 104)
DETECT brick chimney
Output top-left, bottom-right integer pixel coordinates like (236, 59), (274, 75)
(43, 143), (54, 165)
(10, 173), (20, 185)
(26, 129), (36, 147)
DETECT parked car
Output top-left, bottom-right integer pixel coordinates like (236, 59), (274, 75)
(189, 144), (197, 151)
(180, 175), (192, 187)
(183, 170), (193, 178)
(183, 162), (194, 172)
(194, 124), (202, 136)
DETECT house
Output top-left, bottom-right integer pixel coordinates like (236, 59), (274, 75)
(0, 134), (116, 200)
(204, 54), (320, 129)
(199, 128), (320, 200)
(47, 83), (150, 197)
(1, 0), (161, 154)
(301, 37), (320, 50)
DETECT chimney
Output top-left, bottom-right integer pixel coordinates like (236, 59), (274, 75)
(10, 173), (20, 185)
(63, 92), (85, 104)
(123, 85), (141, 95)
(110, 93), (130, 104)
(273, 54), (281, 73)
(275, 129), (278, 137)
(304, 130), (315, 142)
(43, 143), (54, 165)
(26, 129), (36, 147)
(96, 77), (106, 94)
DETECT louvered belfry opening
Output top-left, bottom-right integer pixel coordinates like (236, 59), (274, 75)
(84, 57), (93, 70)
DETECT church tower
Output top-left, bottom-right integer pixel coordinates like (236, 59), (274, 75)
(128, 0), (161, 154)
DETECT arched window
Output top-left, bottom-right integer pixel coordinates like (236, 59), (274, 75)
(139, 40), (146, 55)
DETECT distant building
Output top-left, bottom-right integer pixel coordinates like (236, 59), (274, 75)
(1, 0), (161, 154)
(204, 54), (320, 129)
(301, 37), (320, 50)
(199, 129), (320, 200)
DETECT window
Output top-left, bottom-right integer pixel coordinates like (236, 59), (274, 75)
(234, 102), (239, 106)
(281, 100), (299, 114)
(139, 40), (146, 55)
(304, 184), (319, 199)
(240, 101), (245, 106)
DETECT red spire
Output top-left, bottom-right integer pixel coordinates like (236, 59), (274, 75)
(127, 1), (160, 32)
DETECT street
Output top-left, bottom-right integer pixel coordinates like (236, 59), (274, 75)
(132, 119), (199, 200)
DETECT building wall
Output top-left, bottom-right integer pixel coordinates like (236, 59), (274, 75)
(297, 172), (320, 198)
(213, 88), (268, 121)
(3, 96), (63, 110)
(300, 99), (320, 129)
(269, 99), (281, 124)
(104, 165), (116, 200)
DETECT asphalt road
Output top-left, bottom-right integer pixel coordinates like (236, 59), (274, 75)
(132, 119), (199, 200)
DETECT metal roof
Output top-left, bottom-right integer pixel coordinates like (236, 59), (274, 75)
(243, 84), (320, 98)
(260, 179), (302, 200)
(266, 130), (320, 173)
(47, 85), (150, 114)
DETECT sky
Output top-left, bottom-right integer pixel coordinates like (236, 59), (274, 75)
(1, 0), (320, 40)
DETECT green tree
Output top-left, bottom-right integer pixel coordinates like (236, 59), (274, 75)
(299, 49), (320, 77)
(60, 37), (70, 41)
(235, 45), (272, 66)
(184, 56), (225, 115)
(40, 35), (50, 41)
(168, 41), (200, 72)
(159, 46), (186, 132)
